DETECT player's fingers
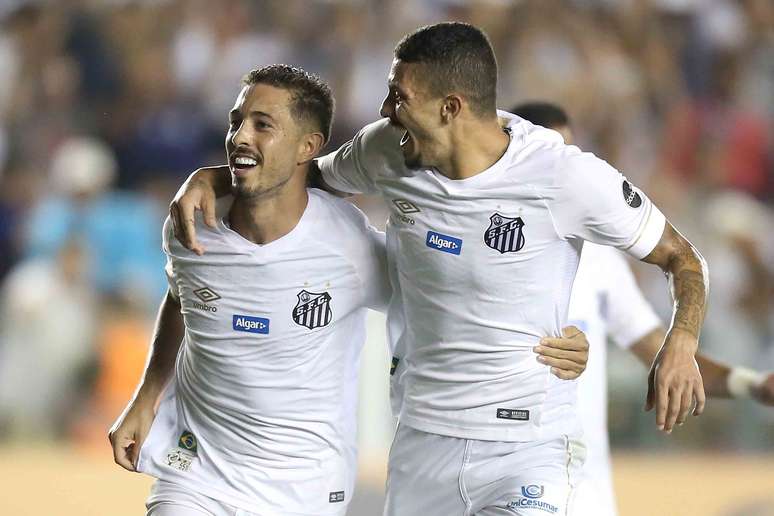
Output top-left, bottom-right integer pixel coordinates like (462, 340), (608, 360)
(645, 368), (656, 411)
(664, 385), (682, 433)
(693, 382), (706, 416)
(539, 357), (583, 375)
(676, 387), (693, 426)
(111, 434), (136, 471)
(200, 192), (217, 229)
(550, 367), (576, 380)
(175, 197), (203, 255)
(534, 345), (586, 363)
(655, 376), (669, 429)
(169, 202), (190, 247)
(169, 203), (181, 243)
(129, 431), (148, 470)
(561, 325), (585, 341)
(538, 338), (587, 351)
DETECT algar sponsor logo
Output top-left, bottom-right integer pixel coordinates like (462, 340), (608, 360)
(425, 231), (462, 255)
(232, 315), (270, 334)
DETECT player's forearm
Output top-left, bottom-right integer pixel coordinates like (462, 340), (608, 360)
(133, 290), (185, 405)
(188, 165), (232, 198)
(649, 226), (709, 348)
(695, 355), (732, 398)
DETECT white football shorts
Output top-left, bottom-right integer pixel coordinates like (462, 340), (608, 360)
(384, 424), (586, 516)
(145, 479), (349, 516)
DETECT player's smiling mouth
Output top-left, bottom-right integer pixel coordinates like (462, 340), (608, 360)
(400, 130), (411, 146)
(229, 152), (262, 175)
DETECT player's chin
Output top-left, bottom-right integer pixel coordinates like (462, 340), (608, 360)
(402, 149), (423, 169)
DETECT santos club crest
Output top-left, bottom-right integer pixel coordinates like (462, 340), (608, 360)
(484, 212), (525, 254)
(292, 290), (333, 329)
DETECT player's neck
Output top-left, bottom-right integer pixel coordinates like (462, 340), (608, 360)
(228, 176), (309, 246)
(437, 117), (510, 181)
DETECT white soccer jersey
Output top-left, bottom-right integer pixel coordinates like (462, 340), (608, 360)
(568, 243), (661, 516)
(136, 189), (390, 515)
(318, 113), (666, 442)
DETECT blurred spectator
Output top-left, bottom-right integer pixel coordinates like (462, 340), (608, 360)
(0, 236), (97, 440)
(0, 0), (769, 454)
(23, 136), (167, 303)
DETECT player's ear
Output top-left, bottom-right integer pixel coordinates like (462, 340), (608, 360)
(441, 94), (462, 123)
(297, 131), (325, 165)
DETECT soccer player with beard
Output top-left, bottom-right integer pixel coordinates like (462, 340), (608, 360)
(169, 22), (709, 516)
(108, 65), (392, 516)
(511, 101), (774, 516)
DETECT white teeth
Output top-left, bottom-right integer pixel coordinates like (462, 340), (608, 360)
(400, 131), (410, 145)
(234, 156), (257, 166)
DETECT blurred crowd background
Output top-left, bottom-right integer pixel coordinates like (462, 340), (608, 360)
(0, 0), (772, 514)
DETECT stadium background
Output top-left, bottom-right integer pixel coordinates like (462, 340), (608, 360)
(0, 0), (772, 514)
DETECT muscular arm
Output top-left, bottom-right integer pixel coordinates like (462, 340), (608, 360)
(638, 222), (708, 432)
(133, 290), (185, 402)
(170, 161), (345, 253)
(642, 223), (708, 341)
(108, 290), (184, 471)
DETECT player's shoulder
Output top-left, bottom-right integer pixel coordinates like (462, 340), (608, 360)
(163, 197), (233, 256)
(309, 188), (373, 235)
(351, 118), (406, 174)
(357, 118), (403, 146)
(497, 110), (584, 186)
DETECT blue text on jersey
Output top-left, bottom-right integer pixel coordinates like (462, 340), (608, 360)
(232, 315), (270, 334)
(426, 231), (463, 255)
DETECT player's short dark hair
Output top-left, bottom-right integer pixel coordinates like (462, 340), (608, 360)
(242, 64), (334, 144)
(394, 22), (497, 117)
(510, 102), (569, 130)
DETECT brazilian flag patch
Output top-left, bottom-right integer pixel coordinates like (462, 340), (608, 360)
(178, 430), (198, 453)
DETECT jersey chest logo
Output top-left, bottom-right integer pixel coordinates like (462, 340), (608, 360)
(484, 213), (525, 254)
(292, 290), (333, 329)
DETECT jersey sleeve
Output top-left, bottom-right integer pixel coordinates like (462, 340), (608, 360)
(358, 226), (391, 312)
(547, 149), (666, 259)
(317, 119), (402, 195)
(161, 216), (180, 301)
(600, 247), (663, 349)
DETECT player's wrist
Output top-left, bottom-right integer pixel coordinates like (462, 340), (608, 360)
(664, 327), (699, 353)
(726, 367), (766, 399)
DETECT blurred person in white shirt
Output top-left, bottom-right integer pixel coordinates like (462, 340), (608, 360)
(511, 101), (774, 516)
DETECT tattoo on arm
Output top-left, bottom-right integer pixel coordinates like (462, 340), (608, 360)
(672, 269), (706, 337)
(645, 224), (709, 340)
(664, 229), (708, 339)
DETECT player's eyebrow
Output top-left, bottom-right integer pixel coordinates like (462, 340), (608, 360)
(229, 109), (277, 122)
(389, 81), (409, 99)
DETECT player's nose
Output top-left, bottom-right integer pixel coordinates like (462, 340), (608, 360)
(230, 122), (250, 148)
(380, 95), (394, 119)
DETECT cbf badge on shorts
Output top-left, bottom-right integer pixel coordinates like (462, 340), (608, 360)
(165, 430), (198, 472)
(484, 213), (525, 254)
(292, 290), (332, 329)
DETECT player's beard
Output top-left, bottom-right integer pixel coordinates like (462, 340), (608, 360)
(231, 171), (293, 202)
(400, 131), (423, 169)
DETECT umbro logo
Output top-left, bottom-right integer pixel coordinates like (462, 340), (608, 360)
(194, 287), (220, 303)
(392, 199), (420, 214)
(192, 287), (220, 312)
